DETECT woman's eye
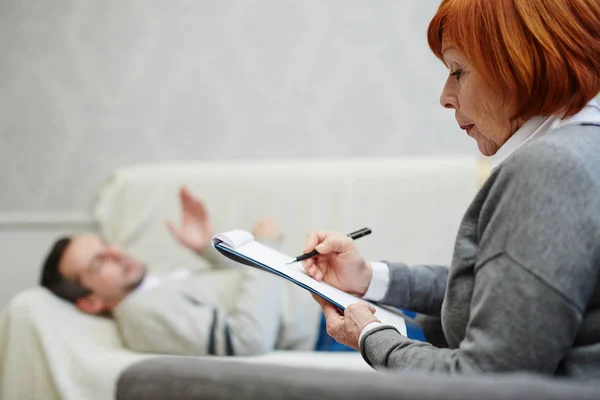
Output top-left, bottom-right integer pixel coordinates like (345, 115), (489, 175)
(451, 70), (463, 80)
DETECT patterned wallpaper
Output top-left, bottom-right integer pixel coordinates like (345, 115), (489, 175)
(0, 0), (477, 212)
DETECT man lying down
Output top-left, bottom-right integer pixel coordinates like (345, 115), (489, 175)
(38, 187), (345, 356)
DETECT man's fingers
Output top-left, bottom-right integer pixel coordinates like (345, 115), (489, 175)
(193, 197), (208, 214)
(165, 220), (177, 236)
(165, 220), (185, 242)
(180, 191), (196, 213)
(181, 187), (202, 210)
(180, 188), (209, 220)
(180, 186), (193, 202)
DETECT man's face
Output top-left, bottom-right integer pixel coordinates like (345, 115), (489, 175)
(59, 234), (145, 312)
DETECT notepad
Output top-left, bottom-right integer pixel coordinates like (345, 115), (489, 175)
(212, 230), (407, 335)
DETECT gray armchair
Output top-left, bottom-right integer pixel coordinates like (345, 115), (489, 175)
(116, 356), (599, 400)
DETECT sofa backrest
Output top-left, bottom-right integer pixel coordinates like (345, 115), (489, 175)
(92, 157), (486, 273)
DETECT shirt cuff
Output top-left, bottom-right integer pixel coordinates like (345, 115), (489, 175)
(358, 321), (384, 348)
(362, 262), (390, 301)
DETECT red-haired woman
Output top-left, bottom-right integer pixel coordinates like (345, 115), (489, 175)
(302, 0), (600, 378)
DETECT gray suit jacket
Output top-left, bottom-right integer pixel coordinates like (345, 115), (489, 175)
(113, 244), (321, 357)
(360, 124), (600, 380)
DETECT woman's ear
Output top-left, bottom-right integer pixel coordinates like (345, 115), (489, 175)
(76, 295), (106, 315)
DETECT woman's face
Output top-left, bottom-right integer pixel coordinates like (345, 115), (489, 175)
(439, 45), (523, 156)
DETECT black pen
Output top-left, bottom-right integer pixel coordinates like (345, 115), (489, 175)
(285, 227), (372, 265)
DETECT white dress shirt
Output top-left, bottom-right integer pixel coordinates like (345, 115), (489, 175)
(128, 268), (191, 299)
(491, 99), (600, 169)
(358, 99), (600, 347)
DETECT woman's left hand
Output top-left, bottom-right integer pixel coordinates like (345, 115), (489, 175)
(313, 294), (380, 350)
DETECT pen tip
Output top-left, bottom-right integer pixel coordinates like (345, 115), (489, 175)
(285, 259), (296, 265)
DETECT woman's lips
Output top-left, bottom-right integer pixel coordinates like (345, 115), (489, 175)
(460, 124), (475, 136)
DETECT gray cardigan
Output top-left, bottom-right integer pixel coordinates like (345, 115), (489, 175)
(360, 123), (600, 381)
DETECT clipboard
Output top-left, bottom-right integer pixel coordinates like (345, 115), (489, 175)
(212, 230), (407, 335)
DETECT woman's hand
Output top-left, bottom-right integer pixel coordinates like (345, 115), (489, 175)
(313, 295), (380, 350)
(303, 231), (373, 297)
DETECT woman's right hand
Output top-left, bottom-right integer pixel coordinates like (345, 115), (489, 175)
(302, 231), (373, 297)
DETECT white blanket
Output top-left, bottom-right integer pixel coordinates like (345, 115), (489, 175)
(0, 288), (153, 400)
(0, 288), (370, 400)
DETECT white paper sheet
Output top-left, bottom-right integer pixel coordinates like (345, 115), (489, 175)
(213, 231), (407, 335)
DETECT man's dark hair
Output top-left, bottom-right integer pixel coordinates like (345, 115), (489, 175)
(40, 237), (91, 303)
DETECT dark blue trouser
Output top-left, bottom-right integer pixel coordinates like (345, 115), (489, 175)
(314, 309), (426, 352)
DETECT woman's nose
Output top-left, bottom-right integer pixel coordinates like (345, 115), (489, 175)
(440, 79), (458, 110)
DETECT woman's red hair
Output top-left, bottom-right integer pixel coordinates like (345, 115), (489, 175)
(428, 0), (600, 120)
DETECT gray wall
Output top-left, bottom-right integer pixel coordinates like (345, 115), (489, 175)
(0, 0), (474, 213)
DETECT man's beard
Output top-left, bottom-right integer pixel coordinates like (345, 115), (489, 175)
(124, 264), (147, 292)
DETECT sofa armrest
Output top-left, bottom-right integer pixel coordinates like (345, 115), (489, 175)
(116, 356), (598, 400)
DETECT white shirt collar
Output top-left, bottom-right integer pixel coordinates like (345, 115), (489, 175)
(490, 99), (600, 169)
(129, 268), (191, 298)
(132, 273), (162, 295)
(115, 268), (192, 311)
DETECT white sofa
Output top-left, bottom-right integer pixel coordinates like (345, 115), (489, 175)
(0, 157), (484, 400)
